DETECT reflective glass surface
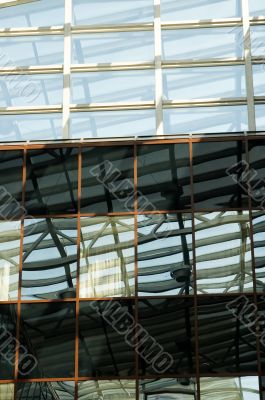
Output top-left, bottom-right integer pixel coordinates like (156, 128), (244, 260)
(0, 304), (17, 380)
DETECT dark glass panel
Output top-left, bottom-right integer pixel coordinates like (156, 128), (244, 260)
(0, 150), (23, 219)
(195, 211), (253, 294)
(25, 148), (78, 215)
(15, 381), (75, 400)
(200, 377), (260, 399)
(138, 213), (193, 296)
(137, 144), (191, 211)
(138, 298), (195, 375)
(0, 304), (17, 380)
(79, 217), (134, 298)
(0, 220), (21, 300)
(197, 296), (258, 373)
(248, 139), (265, 208)
(19, 302), (76, 378)
(258, 296), (265, 373)
(139, 378), (196, 399)
(79, 300), (135, 377)
(252, 211), (265, 292)
(78, 380), (136, 399)
(21, 218), (77, 300)
(81, 146), (134, 213)
(193, 140), (248, 209)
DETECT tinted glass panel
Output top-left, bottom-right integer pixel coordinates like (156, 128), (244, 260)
(0, 384), (14, 400)
(19, 302), (76, 378)
(192, 140), (248, 209)
(195, 212), (253, 293)
(251, 26), (265, 56)
(137, 144), (191, 211)
(138, 213), (193, 295)
(197, 297), (258, 373)
(78, 380), (136, 399)
(81, 146), (134, 213)
(200, 377), (260, 400)
(0, 151), (23, 218)
(138, 298), (195, 375)
(79, 300), (135, 377)
(25, 148), (78, 215)
(248, 140), (265, 208)
(16, 381), (75, 400)
(80, 217), (134, 298)
(252, 211), (265, 292)
(22, 218), (77, 300)
(0, 304), (17, 380)
(139, 378), (196, 399)
(249, 0), (265, 16)
(0, 221), (20, 301)
(258, 296), (265, 373)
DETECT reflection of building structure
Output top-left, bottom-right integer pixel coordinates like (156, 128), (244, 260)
(0, 0), (265, 399)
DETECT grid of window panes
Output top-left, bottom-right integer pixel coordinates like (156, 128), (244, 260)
(0, 0), (264, 141)
(0, 136), (265, 399)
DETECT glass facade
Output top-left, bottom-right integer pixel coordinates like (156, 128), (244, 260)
(0, 0), (264, 141)
(0, 137), (264, 398)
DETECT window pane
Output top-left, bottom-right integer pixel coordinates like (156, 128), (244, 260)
(0, 36), (64, 66)
(251, 26), (265, 56)
(25, 148), (78, 215)
(0, 221), (20, 301)
(164, 106), (248, 134)
(249, 0), (265, 16)
(192, 140), (248, 209)
(71, 71), (155, 104)
(81, 146), (134, 213)
(161, 0), (242, 21)
(200, 377), (260, 400)
(256, 105), (265, 131)
(22, 218), (77, 300)
(248, 140), (265, 208)
(0, 74), (63, 107)
(19, 302), (76, 378)
(138, 213), (193, 295)
(0, 113), (62, 142)
(70, 110), (156, 138)
(138, 298), (195, 375)
(78, 380), (136, 399)
(163, 66), (246, 100)
(73, 0), (153, 24)
(137, 144), (191, 211)
(253, 64), (265, 96)
(80, 217), (134, 298)
(162, 28), (243, 60)
(0, 304), (17, 380)
(0, 150), (23, 218)
(16, 382), (75, 400)
(0, 0), (64, 28)
(72, 32), (154, 64)
(195, 212), (253, 294)
(252, 211), (265, 292)
(79, 300), (135, 377)
(139, 378), (197, 399)
(0, 384), (14, 400)
(197, 297), (258, 373)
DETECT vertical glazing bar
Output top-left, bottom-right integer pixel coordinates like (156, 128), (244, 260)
(242, 0), (256, 131)
(63, 0), (72, 139)
(154, 0), (164, 135)
(13, 148), (26, 399)
(134, 143), (139, 400)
